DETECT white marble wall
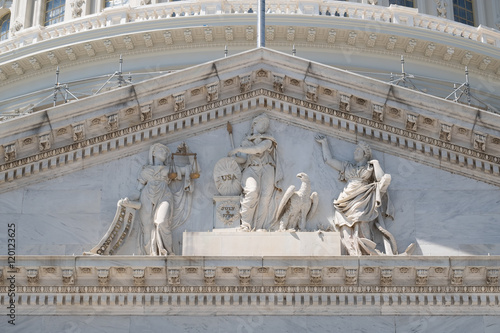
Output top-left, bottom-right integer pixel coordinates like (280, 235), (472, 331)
(1, 315), (499, 333)
(0, 117), (499, 256)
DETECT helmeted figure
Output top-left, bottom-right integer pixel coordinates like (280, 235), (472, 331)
(228, 115), (283, 230)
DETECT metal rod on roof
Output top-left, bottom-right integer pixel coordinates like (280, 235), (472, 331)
(257, 0), (265, 47)
(53, 67), (60, 107)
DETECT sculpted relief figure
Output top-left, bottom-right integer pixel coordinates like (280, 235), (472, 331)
(315, 135), (402, 256)
(137, 143), (198, 255)
(86, 142), (198, 256)
(227, 114), (283, 230)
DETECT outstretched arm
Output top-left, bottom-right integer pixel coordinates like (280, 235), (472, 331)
(369, 160), (384, 181)
(315, 134), (343, 171)
(228, 139), (272, 157)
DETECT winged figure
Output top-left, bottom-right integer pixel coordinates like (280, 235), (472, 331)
(274, 173), (319, 230)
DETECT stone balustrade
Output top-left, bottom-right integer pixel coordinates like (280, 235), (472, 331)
(2, 1), (500, 54)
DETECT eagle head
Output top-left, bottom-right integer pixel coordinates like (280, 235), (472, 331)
(296, 172), (309, 182)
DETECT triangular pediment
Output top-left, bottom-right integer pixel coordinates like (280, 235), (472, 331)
(0, 48), (499, 191)
(0, 48), (499, 298)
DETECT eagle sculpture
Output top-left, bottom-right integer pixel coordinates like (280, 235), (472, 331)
(274, 173), (319, 231)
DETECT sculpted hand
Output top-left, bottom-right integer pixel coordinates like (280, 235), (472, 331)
(228, 148), (239, 157)
(315, 134), (327, 144)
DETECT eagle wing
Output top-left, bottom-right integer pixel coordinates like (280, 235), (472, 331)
(306, 192), (319, 221)
(272, 185), (296, 227)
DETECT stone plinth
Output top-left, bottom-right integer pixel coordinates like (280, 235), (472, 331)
(182, 231), (340, 256)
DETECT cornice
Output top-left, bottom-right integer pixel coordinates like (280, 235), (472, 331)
(1, 255), (499, 316)
(0, 61), (499, 191)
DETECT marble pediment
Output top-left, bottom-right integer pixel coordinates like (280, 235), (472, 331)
(0, 48), (498, 193)
(0, 47), (499, 258)
(1, 48), (500, 323)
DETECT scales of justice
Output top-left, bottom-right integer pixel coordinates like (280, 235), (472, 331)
(87, 114), (413, 257)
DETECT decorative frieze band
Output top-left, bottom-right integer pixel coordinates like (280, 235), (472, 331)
(0, 290), (498, 316)
(2, 284), (499, 295)
(0, 89), (499, 190)
(2, 265), (499, 290)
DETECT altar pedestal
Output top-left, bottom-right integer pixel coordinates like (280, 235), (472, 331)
(182, 231), (341, 256)
(213, 196), (241, 229)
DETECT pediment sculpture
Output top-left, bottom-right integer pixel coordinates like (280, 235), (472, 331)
(86, 142), (200, 256)
(227, 114), (284, 231)
(273, 172), (319, 231)
(315, 134), (414, 256)
(212, 114), (411, 256)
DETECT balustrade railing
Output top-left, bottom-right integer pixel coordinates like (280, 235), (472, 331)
(1, 0), (499, 54)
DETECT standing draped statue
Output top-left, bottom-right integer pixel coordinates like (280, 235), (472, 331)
(136, 143), (197, 255)
(86, 142), (198, 256)
(228, 114), (283, 230)
(315, 135), (399, 256)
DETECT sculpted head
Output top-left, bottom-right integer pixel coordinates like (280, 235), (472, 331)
(251, 114), (270, 134)
(149, 143), (170, 165)
(296, 172), (309, 182)
(354, 141), (372, 162)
